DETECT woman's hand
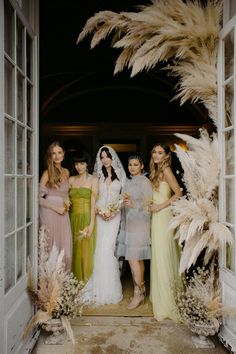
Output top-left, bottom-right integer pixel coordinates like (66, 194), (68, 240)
(148, 201), (161, 213)
(95, 205), (100, 214)
(86, 224), (94, 237)
(123, 193), (133, 208)
(54, 206), (66, 215)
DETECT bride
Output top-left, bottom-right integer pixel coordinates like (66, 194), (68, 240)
(81, 145), (127, 305)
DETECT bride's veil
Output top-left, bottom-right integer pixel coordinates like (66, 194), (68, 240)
(93, 145), (127, 187)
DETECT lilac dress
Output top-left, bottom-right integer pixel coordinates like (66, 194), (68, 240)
(39, 180), (72, 271)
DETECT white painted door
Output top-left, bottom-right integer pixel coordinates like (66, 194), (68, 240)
(0, 0), (39, 353)
(218, 2), (236, 353)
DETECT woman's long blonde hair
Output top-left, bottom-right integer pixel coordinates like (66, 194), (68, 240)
(149, 144), (171, 191)
(45, 141), (64, 187)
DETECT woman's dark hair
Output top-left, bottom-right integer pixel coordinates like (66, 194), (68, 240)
(100, 146), (119, 182)
(73, 151), (90, 164)
(71, 151), (92, 175)
(170, 150), (187, 196)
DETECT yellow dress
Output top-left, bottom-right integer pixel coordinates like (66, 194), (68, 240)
(150, 181), (181, 322)
(69, 187), (96, 283)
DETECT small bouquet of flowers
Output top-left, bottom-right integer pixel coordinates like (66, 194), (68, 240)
(97, 196), (124, 219)
(144, 199), (154, 213)
(78, 226), (90, 240)
(122, 192), (131, 201)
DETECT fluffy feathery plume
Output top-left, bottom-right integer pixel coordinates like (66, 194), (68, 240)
(77, 0), (222, 125)
(169, 129), (233, 273)
(174, 129), (220, 200)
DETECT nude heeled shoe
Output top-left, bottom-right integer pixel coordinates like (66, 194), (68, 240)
(127, 286), (145, 310)
(130, 281), (146, 300)
(141, 281), (146, 297)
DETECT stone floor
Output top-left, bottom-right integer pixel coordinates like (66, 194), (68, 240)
(32, 266), (233, 353)
(32, 316), (230, 354)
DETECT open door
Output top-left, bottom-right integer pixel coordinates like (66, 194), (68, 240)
(218, 1), (236, 352)
(0, 0), (39, 353)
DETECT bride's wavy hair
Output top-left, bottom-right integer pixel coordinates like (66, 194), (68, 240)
(100, 146), (119, 182)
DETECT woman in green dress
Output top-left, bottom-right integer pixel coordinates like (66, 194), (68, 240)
(69, 152), (98, 283)
(148, 144), (182, 322)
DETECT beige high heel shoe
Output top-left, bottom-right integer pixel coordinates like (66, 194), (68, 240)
(141, 281), (146, 297)
(127, 286), (145, 310)
(130, 281), (146, 301)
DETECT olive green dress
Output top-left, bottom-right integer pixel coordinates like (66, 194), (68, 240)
(69, 187), (96, 283)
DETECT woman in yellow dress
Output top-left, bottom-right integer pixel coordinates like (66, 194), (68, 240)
(148, 144), (182, 322)
(69, 152), (98, 283)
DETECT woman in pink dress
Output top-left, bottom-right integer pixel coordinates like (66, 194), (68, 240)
(39, 141), (72, 271)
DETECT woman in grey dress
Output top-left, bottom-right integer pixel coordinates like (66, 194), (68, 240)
(116, 155), (152, 309)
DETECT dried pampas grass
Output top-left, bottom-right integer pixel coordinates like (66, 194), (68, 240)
(77, 0), (222, 125)
(23, 225), (83, 344)
(169, 129), (233, 274)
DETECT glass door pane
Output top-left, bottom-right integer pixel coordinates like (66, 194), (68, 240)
(4, 1), (14, 59)
(4, 177), (15, 234)
(17, 229), (25, 280)
(4, 59), (14, 116)
(16, 17), (24, 70)
(17, 71), (24, 122)
(5, 118), (15, 174)
(4, 235), (15, 293)
(17, 125), (24, 174)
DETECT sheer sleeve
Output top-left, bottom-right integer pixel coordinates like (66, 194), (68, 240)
(127, 176), (153, 218)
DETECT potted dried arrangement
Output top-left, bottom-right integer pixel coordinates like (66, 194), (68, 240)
(24, 226), (83, 345)
(176, 260), (222, 348)
(169, 129), (235, 347)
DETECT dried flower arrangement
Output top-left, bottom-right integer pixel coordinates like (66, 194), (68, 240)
(169, 128), (233, 274)
(176, 261), (221, 330)
(77, 0), (222, 125)
(24, 226), (83, 344)
(176, 258), (236, 338)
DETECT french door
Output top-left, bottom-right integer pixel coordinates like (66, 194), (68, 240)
(0, 0), (39, 353)
(218, 2), (236, 352)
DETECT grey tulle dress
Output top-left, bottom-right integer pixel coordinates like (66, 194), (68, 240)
(116, 175), (153, 260)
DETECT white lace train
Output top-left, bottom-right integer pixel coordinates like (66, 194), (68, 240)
(81, 205), (123, 305)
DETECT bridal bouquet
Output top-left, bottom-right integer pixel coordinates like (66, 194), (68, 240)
(97, 196), (123, 219)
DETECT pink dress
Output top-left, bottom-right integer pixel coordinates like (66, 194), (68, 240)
(39, 180), (72, 271)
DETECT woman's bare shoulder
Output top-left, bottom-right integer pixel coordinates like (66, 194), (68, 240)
(63, 168), (70, 178)
(40, 170), (49, 185)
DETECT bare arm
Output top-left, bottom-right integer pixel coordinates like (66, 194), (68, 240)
(68, 175), (75, 188)
(87, 176), (99, 235)
(39, 171), (66, 215)
(149, 166), (182, 213)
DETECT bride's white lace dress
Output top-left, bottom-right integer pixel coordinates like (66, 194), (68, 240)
(81, 179), (123, 305)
